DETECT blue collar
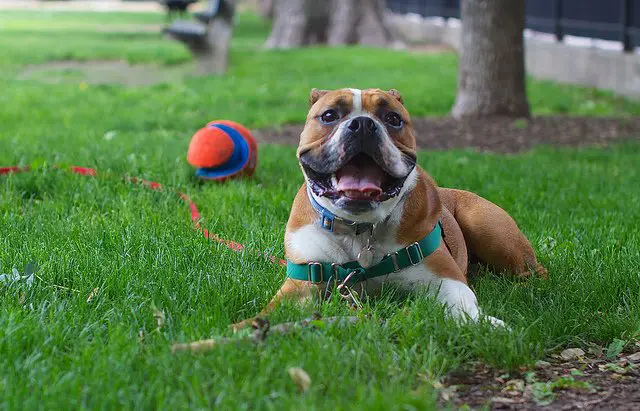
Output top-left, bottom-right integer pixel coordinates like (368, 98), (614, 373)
(307, 187), (374, 235)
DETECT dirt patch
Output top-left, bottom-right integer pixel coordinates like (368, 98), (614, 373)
(441, 348), (640, 410)
(253, 116), (640, 152)
(19, 60), (193, 87)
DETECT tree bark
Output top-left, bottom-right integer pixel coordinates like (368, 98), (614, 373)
(357, 0), (397, 47)
(327, 0), (360, 45)
(265, 0), (397, 49)
(264, 0), (326, 48)
(451, 0), (530, 118)
(258, 0), (274, 19)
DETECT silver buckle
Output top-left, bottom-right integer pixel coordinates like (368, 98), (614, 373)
(336, 269), (360, 293)
(307, 262), (324, 283)
(385, 252), (400, 272)
(332, 217), (356, 235)
(407, 242), (424, 265)
(340, 218), (357, 227)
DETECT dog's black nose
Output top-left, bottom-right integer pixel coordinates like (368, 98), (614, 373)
(347, 116), (377, 134)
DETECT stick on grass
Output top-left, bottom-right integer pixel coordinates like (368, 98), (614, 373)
(171, 315), (359, 354)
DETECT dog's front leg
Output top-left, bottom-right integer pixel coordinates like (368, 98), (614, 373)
(425, 247), (505, 327)
(230, 278), (318, 332)
(433, 278), (505, 327)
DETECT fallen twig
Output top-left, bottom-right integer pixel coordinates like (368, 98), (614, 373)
(171, 315), (359, 354)
(35, 274), (80, 293)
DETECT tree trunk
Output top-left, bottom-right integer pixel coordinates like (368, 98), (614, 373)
(357, 0), (397, 47)
(264, 0), (328, 48)
(451, 0), (530, 118)
(265, 0), (397, 49)
(327, 0), (360, 45)
(258, 0), (274, 19)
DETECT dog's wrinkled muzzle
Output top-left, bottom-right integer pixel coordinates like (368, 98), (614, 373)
(299, 116), (416, 203)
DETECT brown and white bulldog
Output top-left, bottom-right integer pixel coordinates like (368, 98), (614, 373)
(233, 88), (547, 330)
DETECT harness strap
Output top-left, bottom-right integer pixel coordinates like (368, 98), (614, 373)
(286, 221), (442, 286)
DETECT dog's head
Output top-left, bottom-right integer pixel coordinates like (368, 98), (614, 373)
(298, 88), (417, 221)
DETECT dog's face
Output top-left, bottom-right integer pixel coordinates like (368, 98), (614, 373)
(297, 88), (417, 217)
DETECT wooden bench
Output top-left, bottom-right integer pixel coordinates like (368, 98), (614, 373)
(160, 0), (198, 22)
(164, 0), (235, 75)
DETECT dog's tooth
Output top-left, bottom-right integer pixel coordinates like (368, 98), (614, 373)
(331, 174), (338, 187)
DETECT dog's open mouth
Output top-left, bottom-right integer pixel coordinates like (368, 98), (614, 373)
(303, 153), (407, 203)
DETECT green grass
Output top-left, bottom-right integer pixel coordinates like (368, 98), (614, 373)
(1, 10), (640, 410)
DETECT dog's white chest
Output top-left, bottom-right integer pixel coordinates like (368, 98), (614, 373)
(285, 221), (438, 294)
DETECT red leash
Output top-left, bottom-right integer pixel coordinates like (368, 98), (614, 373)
(0, 165), (287, 267)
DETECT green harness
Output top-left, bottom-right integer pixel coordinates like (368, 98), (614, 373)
(286, 222), (442, 286)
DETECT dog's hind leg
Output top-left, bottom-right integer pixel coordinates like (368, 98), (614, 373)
(438, 188), (547, 279)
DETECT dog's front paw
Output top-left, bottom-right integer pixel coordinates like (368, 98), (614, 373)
(229, 318), (254, 333)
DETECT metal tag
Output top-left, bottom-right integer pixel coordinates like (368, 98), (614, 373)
(357, 225), (377, 268)
(357, 245), (375, 268)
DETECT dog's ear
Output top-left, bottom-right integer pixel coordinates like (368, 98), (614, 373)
(387, 89), (403, 105)
(309, 88), (330, 106)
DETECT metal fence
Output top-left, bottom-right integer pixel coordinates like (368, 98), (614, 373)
(387, 0), (640, 52)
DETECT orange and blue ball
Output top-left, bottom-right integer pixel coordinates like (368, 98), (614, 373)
(187, 120), (257, 181)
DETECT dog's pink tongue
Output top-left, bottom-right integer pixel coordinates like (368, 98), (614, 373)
(336, 161), (383, 200)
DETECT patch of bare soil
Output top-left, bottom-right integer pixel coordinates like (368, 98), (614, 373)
(19, 60), (192, 87)
(441, 348), (640, 410)
(252, 116), (640, 152)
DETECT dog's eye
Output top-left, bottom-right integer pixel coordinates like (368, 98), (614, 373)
(320, 109), (339, 124)
(384, 112), (403, 128)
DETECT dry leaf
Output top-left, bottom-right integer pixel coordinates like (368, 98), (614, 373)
(439, 385), (458, 402)
(287, 367), (311, 392)
(502, 379), (525, 395)
(86, 287), (99, 303)
(587, 343), (604, 358)
(560, 348), (585, 361)
(535, 360), (551, 369)
(492, 396), (524, 404)
(431, 380), (444, 390)
(626, 352), (640, 362)
(153, 306), (165, 329)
